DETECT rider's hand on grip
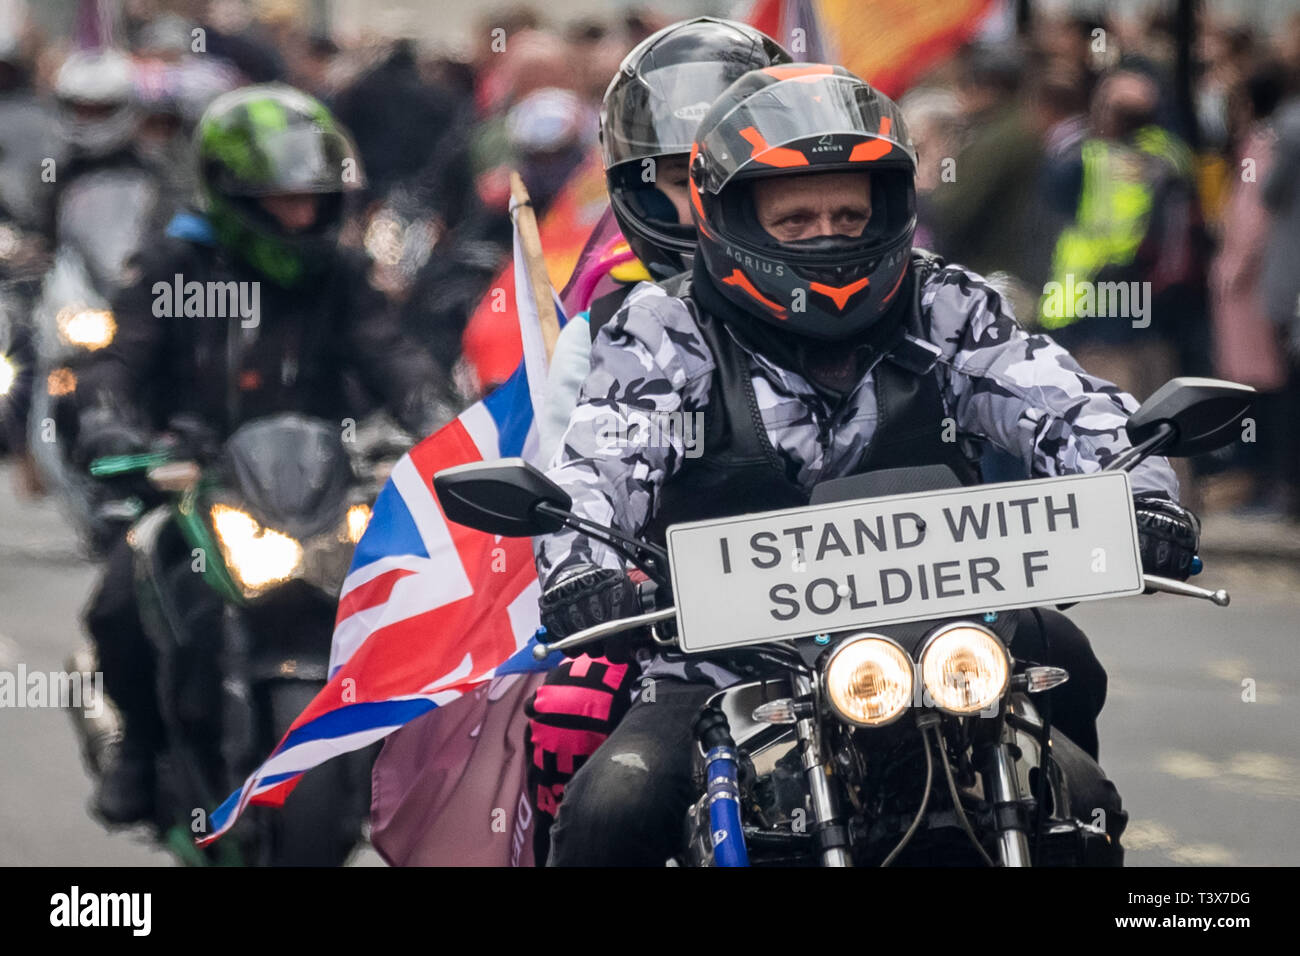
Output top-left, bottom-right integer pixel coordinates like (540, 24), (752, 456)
(73, 409), (150, 472)
(1134, 493), (1200, 581)
(539, 565), (642, 662)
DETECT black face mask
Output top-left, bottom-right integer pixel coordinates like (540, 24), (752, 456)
(691, 256), (913, 402)
(1113, 105), (1157, 141)
(775, 233), (870, 254)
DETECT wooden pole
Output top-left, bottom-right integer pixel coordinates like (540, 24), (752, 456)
(509, 171), (561, 361)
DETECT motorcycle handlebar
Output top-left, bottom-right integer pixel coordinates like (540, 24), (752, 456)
(530, 574), (1231, 662)
(88, 450), (172, 477)
(1142, 573), (1229, 606)
(531, 606), (678, 661)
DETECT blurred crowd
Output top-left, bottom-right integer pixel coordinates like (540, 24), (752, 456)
(2, 0), (1298, 518)
(901, 6), (1300, 517)
(0, 0), (676, 475)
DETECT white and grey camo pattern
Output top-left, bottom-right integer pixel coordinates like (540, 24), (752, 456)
(534, 261), (1179, 603)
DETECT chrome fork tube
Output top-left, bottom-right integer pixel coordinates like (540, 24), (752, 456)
(793, 674), (851, 867)
(985, 719), (1032, 867)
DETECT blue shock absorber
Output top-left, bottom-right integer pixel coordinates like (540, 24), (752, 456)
(705, 745), (749, 867)
(695, 707), (749, 867)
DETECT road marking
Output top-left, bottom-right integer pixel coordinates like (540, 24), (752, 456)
(1158, 749), (1300, 799)
(1122, 819), (1237, 865)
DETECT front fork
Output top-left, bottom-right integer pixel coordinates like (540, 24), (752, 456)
(695, 673), (852, 867)
(984, 717), (1033, 867)
(792, 674), (851, 867)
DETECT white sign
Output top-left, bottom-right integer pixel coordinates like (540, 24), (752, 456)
(666, 472), (1143, 653)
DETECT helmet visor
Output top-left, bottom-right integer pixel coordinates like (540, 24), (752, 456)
(696, 74), (914, 194)
(603, 60), (758, 169)
(213, 124), (361, 197)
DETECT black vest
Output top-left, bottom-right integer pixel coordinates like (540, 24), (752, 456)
(646, 253), (981, 545)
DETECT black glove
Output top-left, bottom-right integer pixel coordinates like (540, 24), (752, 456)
(539, 566), (642, 662)
(1134, 494), (1200, 581)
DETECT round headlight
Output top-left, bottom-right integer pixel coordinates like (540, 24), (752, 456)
(0, 354), (15, 397)
(919, 623), (1010, 715)
(824, 635), (914, 727)
(56, 307), (116, 350)
(345, 503), (372, 544)
(210, 503), (304, 595)
(47, 367), (77, 396)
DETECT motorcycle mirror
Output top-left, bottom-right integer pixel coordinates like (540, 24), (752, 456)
(1126, 377), (1256, 458)
(433, 458), (572, 537)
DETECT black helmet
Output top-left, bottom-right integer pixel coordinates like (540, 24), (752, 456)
(690, 65), (917, 341)
(600, 17), (791, 280)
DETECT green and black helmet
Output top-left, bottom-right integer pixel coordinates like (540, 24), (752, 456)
(195, 84), (364, 286)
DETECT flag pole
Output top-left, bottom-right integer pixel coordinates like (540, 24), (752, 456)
(509, 171), (561, 362)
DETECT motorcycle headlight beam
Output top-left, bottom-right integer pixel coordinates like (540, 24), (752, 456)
(824, 634), (915, 727)
(56, 307), (117, 351)
(345, 503), (371, 544)
(47, 367), (76, 396)
(210, 503), (304, 597)
(0, 353), (15, 397)
(918, 622), (1010, 716)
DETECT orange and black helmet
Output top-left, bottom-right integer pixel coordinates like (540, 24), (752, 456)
(690, 65), (918, 341)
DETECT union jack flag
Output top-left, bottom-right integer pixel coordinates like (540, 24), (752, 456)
(199, 205), (561, 847)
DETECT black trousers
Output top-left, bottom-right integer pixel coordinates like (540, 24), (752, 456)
(548, 609), (1120, 866)
(1010, 607), (1108, 761)
(83, 538), (164, 751)
(547, 678), (713, 867)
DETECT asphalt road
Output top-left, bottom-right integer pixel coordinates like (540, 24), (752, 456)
(0, 466), (380, 866)
(1, 463), (1297, 867)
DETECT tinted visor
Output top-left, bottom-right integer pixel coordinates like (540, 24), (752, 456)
(217, 123), (361, 197)
(602, 61), (755, 169)
(696, 74), (914, 194)
(608, 152), (694, 233)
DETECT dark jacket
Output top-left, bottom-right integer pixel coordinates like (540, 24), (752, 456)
(75, 224), (451, 445)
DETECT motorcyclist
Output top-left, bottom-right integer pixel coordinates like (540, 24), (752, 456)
(76, 83), (453, 824)
(534, 66), (1200, 866)
(40, 49), (168, 243)
(522, 17), (793, 865)
(0, 32), (53, 486)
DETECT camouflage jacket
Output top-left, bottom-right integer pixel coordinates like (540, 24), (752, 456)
(534, 262), (1179, 591)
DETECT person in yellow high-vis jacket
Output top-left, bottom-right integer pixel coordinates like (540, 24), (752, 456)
(1042, 125), (1194, 331)
(1038, 67), (1207, 405)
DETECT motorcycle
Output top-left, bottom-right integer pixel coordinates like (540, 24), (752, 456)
(0, 276), (36, 457)
(0, 213), (48, 458)
(0, 95), (56, 461)
(27, 165), (162, 553)
(432, 376), (1254, 867)
(66, 413), (392, 865)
